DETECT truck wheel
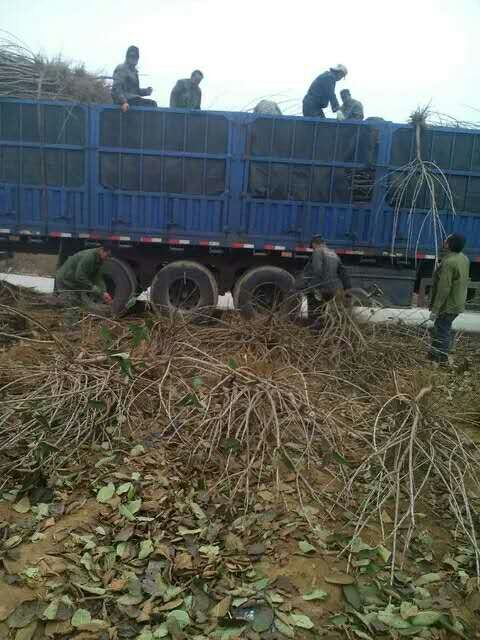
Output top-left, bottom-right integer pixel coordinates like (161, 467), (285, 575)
(233, 266), (298, 319)
(100, 258), (137, 315)
(151, 261), (218, 318)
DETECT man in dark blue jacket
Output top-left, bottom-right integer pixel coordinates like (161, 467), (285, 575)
(303, 65), (348, 118)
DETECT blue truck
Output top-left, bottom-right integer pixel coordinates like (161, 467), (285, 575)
(0, 98), (479, 313)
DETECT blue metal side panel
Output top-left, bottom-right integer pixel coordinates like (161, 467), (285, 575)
(0, 99), (89, 235)
(239, 200), (303, 246)
(0, 185), (17, 230)
(91, 105), (232, 240)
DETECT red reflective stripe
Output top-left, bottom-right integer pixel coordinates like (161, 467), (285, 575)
(416, 253), (426, 259)
(141, 237), (153, 243)
(231, 242), (254, 249)
(295, 246), (313, 252)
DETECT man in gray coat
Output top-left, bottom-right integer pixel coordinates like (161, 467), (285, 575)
(112, 46), (157, 112)
(339, 89), (364, 120)
(170, 70), (203, 109)
(303, 235), (352, 322)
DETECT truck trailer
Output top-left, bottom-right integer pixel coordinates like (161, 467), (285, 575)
(0, 98), (479, 314)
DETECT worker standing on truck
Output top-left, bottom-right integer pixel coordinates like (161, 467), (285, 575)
(302, 235), (352, 324)
(302, 65), (348, 118)
(338, 89), (364, 120)
(170, 70), (203, 109)
(55, 246), (113, 308)
(429, 234), (470, 365)
(112, 46), (157, 112)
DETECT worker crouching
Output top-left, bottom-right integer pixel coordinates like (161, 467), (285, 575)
(301, 235), (352, 327)
(55, 246), (113, 324)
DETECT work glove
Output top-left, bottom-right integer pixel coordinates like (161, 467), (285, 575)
(103, 292), (113, 305)
(429, 311), (438, 322)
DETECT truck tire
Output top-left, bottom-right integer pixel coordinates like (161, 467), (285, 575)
(100, 258), (137, 315)
(151, 261), (218, 318)
(233, 266), (298, 319)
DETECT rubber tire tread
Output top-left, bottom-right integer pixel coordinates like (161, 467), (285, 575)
(151, 260), (218, 316)
(233, 266), (297, 319)
(100, 257), (137, 315)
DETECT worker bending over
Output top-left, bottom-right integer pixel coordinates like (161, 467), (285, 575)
(56, 246), (113, 308)
(429, 234), (469, 365)
(112, 46), (156, 112)
(303, 235), (351, 322)
(302, 64), (348, 118)
(338, 89), (364, 120)
(170, 70), (204, 109)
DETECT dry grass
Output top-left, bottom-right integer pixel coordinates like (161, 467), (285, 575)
(0, 288), (479, 579)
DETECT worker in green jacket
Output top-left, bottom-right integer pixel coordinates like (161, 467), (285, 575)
(55, 246), (113, 307)
(429, 234), (470, 363)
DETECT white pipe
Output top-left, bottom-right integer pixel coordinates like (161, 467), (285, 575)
(1, 273), (480, 333)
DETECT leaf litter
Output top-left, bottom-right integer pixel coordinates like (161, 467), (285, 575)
(0, 291), (479, 638)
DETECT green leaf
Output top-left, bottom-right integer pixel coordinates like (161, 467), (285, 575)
(274, 618), (295, 638)
(117, 482), (133, 496)
(329, 614), (349, 626)
(411, 611), (442, 627)
(199, 545), (220, 559)
(343, 584), (362, 610)
(13, 496), (31, 514)
(130, 444), (145, 457)
(167, 609), (190, 629)
(96, 483), (115, 503)
(14, 621), (37, 640)
(298, 540), (316, 554)
(415, 573), (443, 587)
(71, 609), (92, 627)
(136, 630), (153, 640)
(251, 606), (274, 633)
(333, 450), (350, 466)
(8, 602), (41, 629)
(400, 602), (418, 620)
(42, 601), (59, 621)
(302, 589), (329, 601)
(153, 624), (169, 638)
(211, 626), (246, 639)
(73, 583), (106, 596)
(352, 630), (374, 640)
(119, 499), (142, 521)
(290, 613), (314, 629)
(192, 376), (204, 389)
(139, 539), (154, 560)
(227, 358), (238, 370)
(377, 606), (411, 630)
(23, 567), (41, 580)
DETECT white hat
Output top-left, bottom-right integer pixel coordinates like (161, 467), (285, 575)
(331, 64), (348, 77)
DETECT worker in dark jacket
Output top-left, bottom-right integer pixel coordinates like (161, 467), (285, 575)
(339, 89), (364, 120)
(303, 235), (351, 322)
(56, 246), (113, 306)
(302, 64), (348, 118)
(429, 234), (470, 364)
(112, 46), (157, 112)
(170, 70), (203, 109)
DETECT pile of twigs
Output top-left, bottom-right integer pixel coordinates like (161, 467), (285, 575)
(0, 32), (110, 102)
(0, 294), (479, 576)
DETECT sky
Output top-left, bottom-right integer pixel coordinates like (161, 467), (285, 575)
(1, 0), (479, 123)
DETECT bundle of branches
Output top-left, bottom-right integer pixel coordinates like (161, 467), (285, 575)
(0, 32), (110, 102)
(389, 105), (455, 261)
(334, 355), (480, 580)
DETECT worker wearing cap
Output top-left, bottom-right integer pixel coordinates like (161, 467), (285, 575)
(302, 65), (348, 118)
(302, 235), (352, 323)
(112, 46), (157, 112)
(56, 246), (113, 307)
(170, 70), (204, 109)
